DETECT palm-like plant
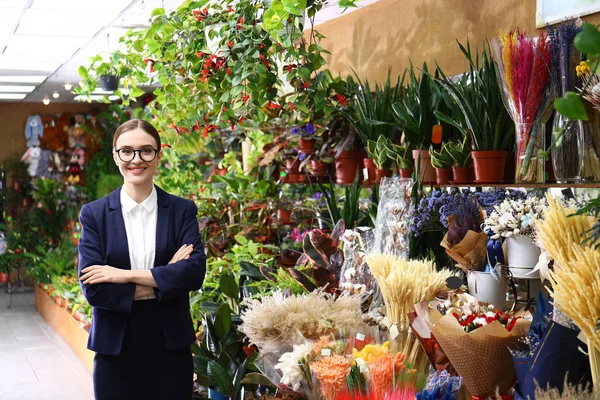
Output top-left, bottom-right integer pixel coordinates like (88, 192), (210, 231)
(435, 40), (514, 151)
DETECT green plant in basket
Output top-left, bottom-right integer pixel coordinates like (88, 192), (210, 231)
(446, 136), (473, 167)
(429, 143), (454, 169)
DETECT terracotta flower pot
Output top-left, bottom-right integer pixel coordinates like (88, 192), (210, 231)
(362, 158), (377, 184)
(375, 168), (393, 182)
(472, 151), (507, 183)
(0, 272), (7, 283)
(299, 138), (316, 153)
(277, 209), (293, 225)
(399, 168), (414, 179)
(308, 160), (330, 176)
(452, 166), (474, 183)
(435, 167), (453, 185)
(335, 150), (366, 184)
(412, 149), (436, 184)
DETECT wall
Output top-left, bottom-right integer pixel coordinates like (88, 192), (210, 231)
(313, 0), (600, 83)
(0, 102), (105, 164)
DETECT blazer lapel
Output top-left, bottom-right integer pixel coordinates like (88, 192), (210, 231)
(154, 185), (171, 267)
(107, 187), (131, 270)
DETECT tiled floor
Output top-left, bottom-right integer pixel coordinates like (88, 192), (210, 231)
(0, 288), (93, 400)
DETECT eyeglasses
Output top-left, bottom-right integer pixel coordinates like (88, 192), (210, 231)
(114, 147), (159, 162)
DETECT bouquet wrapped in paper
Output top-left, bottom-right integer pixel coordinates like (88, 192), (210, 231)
(427, 298), (531, 397)
(438, 193), (488, 272)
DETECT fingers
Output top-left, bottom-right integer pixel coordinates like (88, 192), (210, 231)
(169, 244), (193, 264)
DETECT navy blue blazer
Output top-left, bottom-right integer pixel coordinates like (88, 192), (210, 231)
(78, 185), (206, 355)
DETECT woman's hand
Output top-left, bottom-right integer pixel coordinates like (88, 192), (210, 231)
(169, 244), (193, 264)
(80, 265), (131, 285)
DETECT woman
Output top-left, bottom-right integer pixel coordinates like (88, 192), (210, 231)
(78, 119), (206, 399)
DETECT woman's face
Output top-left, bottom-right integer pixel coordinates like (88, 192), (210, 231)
(113, 128), (162, 186)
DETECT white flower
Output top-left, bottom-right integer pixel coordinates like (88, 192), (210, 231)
(344, 267), (357, 281)
(275, 343), (313, 391)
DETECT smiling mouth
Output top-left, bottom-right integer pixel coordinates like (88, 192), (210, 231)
(128, 167), (146, 174)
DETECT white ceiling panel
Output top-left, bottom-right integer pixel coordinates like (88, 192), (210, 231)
(16, 9), (117, 37)
(0, 0), (29, 8)
(30, 0), (133, 14)
(4, 35), (90, 61)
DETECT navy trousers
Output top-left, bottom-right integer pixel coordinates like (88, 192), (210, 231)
(93, 300), (193, 400)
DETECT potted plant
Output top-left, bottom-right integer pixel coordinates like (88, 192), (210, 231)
(392, 63), (450, 184)
(429, 143), (454, 185)
(367, 136), (395, 183)
(446, 136), (474, 183)
(435, 40), (514, 183)
(77, 50), (142, 101)
(290, 123), (319, 153)
(279, 228), (306, 266)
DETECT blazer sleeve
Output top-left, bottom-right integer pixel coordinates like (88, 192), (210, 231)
(151, 201), (206, 301)
(78, 204), (136, 314)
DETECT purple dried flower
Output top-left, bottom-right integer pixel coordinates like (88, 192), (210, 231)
(291, 126), (301, 135)
(304, 123), (315, 134)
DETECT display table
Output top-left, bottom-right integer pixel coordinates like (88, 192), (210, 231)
(34, 285), (93, 373)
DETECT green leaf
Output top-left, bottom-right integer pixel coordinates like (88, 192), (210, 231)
(214, 303), (232, 340)
(297, 67), (311, 81)
(130, 87), (144, 98)
(554, 92), (589, 121)
(219, 272), (239, 299)
(207, 360), (233, 396)
(151, 7), (165, 17)
(241, 372), (277, 387)
(78, 66), (89, 79)
(574, 23), (600, 55)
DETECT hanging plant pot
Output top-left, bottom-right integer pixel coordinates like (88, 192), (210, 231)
(362, 158), (377, 184)
(435, 167), (453, 185)
(375, 168), (393, 183)
(452, 166), (474, 183)
(412, 150), (436, 184)
(472, 151), (507, 183)
(99, 74), (119, 92)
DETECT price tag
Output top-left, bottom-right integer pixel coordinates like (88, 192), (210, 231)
(321, 348), (331, 356)
(381, 316), (390, 328)
(389, 324), (399, 340)
(356, 332), (366, 341)
(363, 168), (369, 181)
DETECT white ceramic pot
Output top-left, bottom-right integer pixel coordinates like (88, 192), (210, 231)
(467, 271), (508, 308)
(506, 235), (541, 278)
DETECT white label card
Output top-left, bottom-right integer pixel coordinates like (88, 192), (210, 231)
(321, 348), (331, 356)
(356, 333), (366, 341)
(390, 324), (400, 340)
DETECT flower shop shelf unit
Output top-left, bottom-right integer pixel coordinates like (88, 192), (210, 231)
(34, 286), (93, 373)
(444, 182), (600, 189)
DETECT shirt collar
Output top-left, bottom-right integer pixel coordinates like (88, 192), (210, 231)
(120, 186), (158, 213)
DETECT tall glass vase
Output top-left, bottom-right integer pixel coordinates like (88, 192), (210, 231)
(551, 113), (584, 183)
(516, 122), (546, 183)
(582, 102), (600, 181)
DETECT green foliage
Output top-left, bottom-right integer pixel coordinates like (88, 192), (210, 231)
(429, 143), (454, 169)
(28, 236), (77, 284)
(367, 136), (395, 170)
(445, 136), (472, 167)
(320, 175), (369, 229)
(347, 70), (403, 146)
(435, 40), (514, 151)
(95, 173), (123, 198)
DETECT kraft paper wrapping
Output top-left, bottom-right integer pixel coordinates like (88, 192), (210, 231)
(441, 230), (488, 272)
(429, 309), (531, 397)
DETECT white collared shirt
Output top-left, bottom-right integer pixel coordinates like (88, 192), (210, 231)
(120, 186), (158, 300)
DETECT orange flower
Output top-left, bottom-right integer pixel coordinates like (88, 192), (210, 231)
(310, 355), (350, 400)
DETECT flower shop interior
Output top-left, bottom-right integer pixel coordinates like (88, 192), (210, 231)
(1, 0), (600, 399)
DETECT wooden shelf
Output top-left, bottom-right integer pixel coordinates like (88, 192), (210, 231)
(443, 182), (600, 189)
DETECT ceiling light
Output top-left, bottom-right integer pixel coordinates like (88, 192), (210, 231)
(52, 92), (60, 99)
(0, 85), (36, 93)
(64, 83), (73, 90)
(42, 98), (50, 105)
(0, 76), (47, 84)
(0, 93), (27, 100)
